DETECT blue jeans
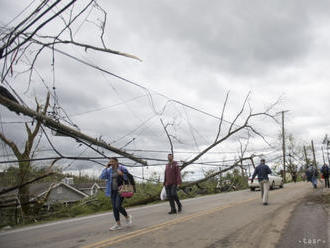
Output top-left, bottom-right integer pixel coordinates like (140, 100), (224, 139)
(165, 185), (182, 212)
(311, 176), (318, 188)
(111, 190), (127, 222)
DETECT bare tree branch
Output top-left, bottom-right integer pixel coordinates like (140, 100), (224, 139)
(23, 93), (50, 157)
(214, 91), (229, 142)
(181, 96), (278, 170)
(0, 132), (21, 158)
(228, 92), (250, 134)
(1, 0), (76, 58)
(33, 38), (142, 62)
(160, 118), (174, 155)
(182, 156), (255, 188)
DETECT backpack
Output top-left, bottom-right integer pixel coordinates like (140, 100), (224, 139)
(305, 167), (313, 181)
(126, 172), (136, 192)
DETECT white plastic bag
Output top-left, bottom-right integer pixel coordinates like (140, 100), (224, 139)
(160, 186), (167, 200)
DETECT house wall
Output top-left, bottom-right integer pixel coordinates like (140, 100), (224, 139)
(47, 185), (85, 204)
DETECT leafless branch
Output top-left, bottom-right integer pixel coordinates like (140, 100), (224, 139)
(23, 93), (50, 157)
(0, 132), (21, 159)
(228, 92), (250, 134)
(34, 38), (142, 61)
(182, 155), (255, 188)
(1, 0), (76, 58)
(160, 118), (174, 155)
(214, 91), (229, 142)
(181, 96), (278, 170)
(214, 91), (229, 143)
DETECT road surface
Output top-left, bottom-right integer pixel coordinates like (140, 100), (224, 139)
(0, 182), (321, 248)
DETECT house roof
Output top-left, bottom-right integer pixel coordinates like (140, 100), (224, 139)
(0, 181), (90, 200)
(29, 182), (54, 197)
(36, 182), (89, 199)
(0, 182), (54, 195)
(73, 182), (95, 189)
(74, 181), (106, 190)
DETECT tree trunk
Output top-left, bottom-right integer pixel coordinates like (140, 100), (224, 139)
(17, 160), (31, 216)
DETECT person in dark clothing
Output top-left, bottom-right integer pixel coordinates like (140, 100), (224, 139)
(321, 164), (329, 188)
(251, 159), (272, 205)
(292, 170), (297, 183)
(305, 165), (318, 189)
(99, 157), (132, 230)
(164, 154), (182, 214)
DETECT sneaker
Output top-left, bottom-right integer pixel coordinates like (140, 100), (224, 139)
(109, 223), (121, 231)
(126, 215), (132, 225)
(263, 202), (268, 206)
(168, 210), (177, 214)
(178, 205), (182, 213)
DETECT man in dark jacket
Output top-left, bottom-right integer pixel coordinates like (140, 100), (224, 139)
(251, 159), (272, 205)
(164, 154), (182, 214)
(305, 165), (318, 188)
(321, 164), (329, 188)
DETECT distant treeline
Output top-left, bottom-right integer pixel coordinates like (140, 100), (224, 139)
(0, 166), (102, 187)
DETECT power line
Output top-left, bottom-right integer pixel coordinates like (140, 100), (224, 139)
(2, 0), (38, 28)
(69, 94), (149, 117)
(0, 121), (32, 124)
(45, 46), (242, 126)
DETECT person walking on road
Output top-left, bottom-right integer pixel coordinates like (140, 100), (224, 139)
(251, 159), (272, 205)
(164, 153), (182, 214)
(305, 165), (319, 189)
(99, 157), (133, 230)
(321, 164), (330, 188)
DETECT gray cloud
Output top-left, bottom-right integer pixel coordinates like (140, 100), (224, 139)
(108, 0), (330, 76)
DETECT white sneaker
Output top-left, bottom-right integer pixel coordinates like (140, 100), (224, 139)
(109, 223), (121, 231)
(126, 215), (132, 225)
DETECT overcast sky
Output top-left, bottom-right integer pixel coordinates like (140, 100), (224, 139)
(0, 0), (329, 180)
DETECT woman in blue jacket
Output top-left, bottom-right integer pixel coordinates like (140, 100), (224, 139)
(100, 157), (132, 230)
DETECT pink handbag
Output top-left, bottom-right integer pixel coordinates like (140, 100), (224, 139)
(119, 184), (134, 198)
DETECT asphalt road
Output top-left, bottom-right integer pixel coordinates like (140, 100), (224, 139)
(0, 182), (318, 248)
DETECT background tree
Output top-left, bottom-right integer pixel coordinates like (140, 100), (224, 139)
(0, 94), (49, 217)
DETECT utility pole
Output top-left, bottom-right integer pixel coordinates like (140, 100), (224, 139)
(322, 135), (330, 165)
(142, 165), (144, 181)
(311, 140), (317, 168)
(303, 145), (309, 168)
(327, 139), (330, 165)
(322, 146), (326, 165)
(328, 143), (330, 165)
(281, 111), (287, 183)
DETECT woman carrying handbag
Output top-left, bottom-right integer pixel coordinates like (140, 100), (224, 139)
(99, 157), (133, 230)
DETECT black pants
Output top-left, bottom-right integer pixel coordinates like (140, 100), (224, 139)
(111, 190), (127, 222)
(324, 176), (330, 188)
(165, 185), (182, 212)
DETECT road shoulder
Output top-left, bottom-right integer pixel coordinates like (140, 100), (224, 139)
(276, 187), (330, 248)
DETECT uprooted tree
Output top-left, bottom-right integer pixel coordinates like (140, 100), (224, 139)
(159, 91), (278, 190)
